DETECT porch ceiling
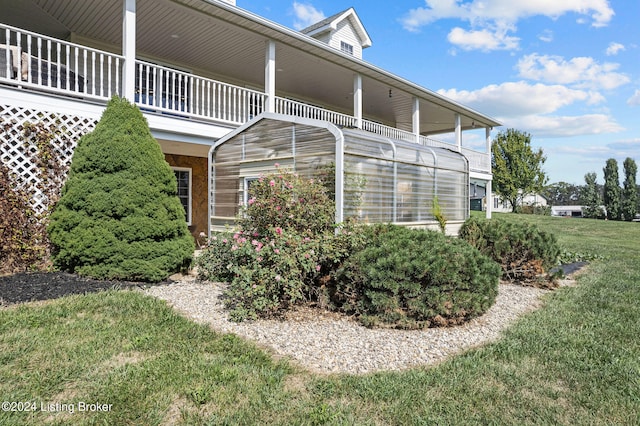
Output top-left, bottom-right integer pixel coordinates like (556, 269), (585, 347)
(4, 0), (500, 135)
(157, 139), (211, 157)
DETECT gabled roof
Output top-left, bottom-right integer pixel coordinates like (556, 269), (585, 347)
(301, 8), (372, 48)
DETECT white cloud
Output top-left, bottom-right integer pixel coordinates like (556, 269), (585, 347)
(538, 29), (554, 42)
(401, 0), (614, 31)
(606, 139), (640, 152)
(439, 81), (603, 117)
(400, 0), (460, 30)
(516, 54), (630, 90)
(551, 139), (640, 163)
(438, 81), (622, 138)
(552, 144), (612, 156)
(506, 114), (623, 137)
(447, 23), (520, 51)
(628, 90), (640, 106)
(291, 2), (325, 30)
(605, 42), (625, 56)
(400, 0), (614, 50)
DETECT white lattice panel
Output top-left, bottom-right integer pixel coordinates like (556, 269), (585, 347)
(1, 104), (97, 213)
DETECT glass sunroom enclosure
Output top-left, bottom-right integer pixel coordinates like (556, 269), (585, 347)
(209, 113), (469, 233)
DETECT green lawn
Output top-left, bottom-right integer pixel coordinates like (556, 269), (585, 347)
(1, 214), (639, 425)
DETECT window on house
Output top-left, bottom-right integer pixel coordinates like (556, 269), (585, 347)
(340, 41), (354, 55)
(173, 167), (192, 225)
(243, 177), (260, 205)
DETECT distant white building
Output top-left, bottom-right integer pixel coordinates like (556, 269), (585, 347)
(551, 206), (584, 218)
(490, 192), (548, 213)
(551, 205), (609, 218)
(469, 183), (548, 214)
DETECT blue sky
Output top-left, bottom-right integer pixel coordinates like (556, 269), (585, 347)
(236, 0), (639, 185)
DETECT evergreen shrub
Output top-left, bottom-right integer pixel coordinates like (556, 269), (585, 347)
(459, 217), (560, 285)
(48, 97), (194, 282)
(330, 225), (501, 329)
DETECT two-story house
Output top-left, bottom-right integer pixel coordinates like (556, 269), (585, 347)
(0, 0), (500, 236)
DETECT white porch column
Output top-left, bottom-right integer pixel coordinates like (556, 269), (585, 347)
(412, 97), (420, 142)
(485, 126), (492, 219)
(486, 179), (492, 219)
(265, 40), (276, 113)
(353, 74), (362, 129)
(122, 0), (136, 101)
(485, 126), (492, 154)
(455, 113), (462, 152)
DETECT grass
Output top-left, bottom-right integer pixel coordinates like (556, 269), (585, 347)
(1, 213), (639, 425)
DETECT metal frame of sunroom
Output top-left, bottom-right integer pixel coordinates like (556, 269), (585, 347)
(208, 112), (470, 235)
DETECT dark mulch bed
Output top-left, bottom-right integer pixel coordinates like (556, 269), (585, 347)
(0, 271), (169, 306)
(1, 262), (589, 307)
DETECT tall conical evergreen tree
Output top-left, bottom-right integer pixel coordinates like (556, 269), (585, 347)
(603, 158), (622, 221)
(48, 97), (194, 282)
(581, 172), (603, 219)
(622, 157), (638, 221)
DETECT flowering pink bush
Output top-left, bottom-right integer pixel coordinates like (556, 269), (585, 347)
(196, 166), (361, 321)
(237, 167), (335, 238)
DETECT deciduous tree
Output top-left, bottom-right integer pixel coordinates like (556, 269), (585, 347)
(491, 129), (548, 212)
(543, 182), (581, 205)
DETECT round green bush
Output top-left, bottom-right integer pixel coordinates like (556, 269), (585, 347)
(48, 97), (194, 282)
(459, 217), (560, 283)
(331, 225), (501, 329)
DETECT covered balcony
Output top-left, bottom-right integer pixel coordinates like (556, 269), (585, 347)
(1, 22), (492, 177)
(0, 0), (498, 178)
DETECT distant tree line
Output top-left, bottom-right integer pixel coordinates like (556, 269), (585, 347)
(543, 157), (638, 221)
(489, 128), (638, 220)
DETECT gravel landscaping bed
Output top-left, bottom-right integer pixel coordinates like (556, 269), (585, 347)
(144, 276), (564, 375)
(1, 270), (579, 375)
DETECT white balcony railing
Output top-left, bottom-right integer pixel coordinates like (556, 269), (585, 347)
(1, 23), (492, 174)
(462, 147), (491, 173)
(274, 96), (357, 128)
(362, 121), (416, 143)
(363, 121), (491, 173)
(1, 23), (122, 99)
(135, 60), (265, 125)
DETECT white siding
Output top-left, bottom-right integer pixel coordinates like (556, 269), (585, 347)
(314, 33), (332, 45)
(330, 20), (362, 59)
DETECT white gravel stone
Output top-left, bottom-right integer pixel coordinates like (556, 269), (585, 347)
(143, 277), (553, 375)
